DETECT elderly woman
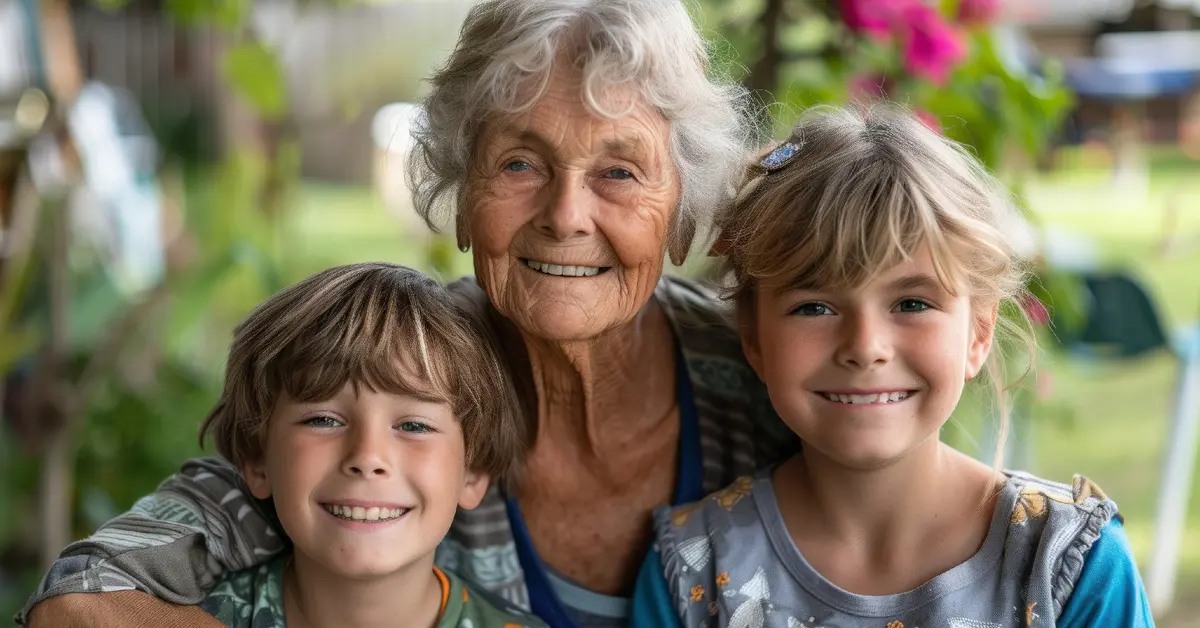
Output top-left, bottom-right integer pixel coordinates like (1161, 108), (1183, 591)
(20, 1), (795, 627)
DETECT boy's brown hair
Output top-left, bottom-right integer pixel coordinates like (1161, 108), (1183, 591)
(199, 262), (522, 482)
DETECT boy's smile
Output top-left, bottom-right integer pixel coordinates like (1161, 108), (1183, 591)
(320, 502), (410, 523)
(241, 378), (489, 579)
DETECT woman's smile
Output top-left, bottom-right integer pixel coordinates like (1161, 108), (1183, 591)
(520, 258), (611, 277)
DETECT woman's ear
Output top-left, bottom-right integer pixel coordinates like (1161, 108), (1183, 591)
(668, 214), (696, 266)
(455, 209), (472, 253)
(458, 471), (491, 510)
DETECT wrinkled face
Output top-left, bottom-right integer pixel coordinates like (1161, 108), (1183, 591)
(744, 246), (995, 471)
(465, 67), (680, 341)
(243, 380), (487, 579)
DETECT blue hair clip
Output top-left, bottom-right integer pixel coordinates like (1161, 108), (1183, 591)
(759, 140), (801, 171)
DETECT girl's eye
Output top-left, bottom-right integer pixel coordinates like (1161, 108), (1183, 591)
(398, 421), (433, 434)
(789, 302), (833, 317)
(503, 160), (532, 172)
(604, 167), (634, 180)
(896, 299), (931, 313)
(303, 415), (343, 428)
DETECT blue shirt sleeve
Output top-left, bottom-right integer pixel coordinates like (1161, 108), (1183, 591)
(629, 548), (682, 628)
(1058, 519), (1155, 627)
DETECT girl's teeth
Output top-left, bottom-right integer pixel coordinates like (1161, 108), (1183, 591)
(824, 392), (909, 404)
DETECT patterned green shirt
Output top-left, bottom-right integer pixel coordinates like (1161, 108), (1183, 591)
(200, 555), (546, 628)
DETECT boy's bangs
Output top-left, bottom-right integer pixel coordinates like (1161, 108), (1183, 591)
(272, 303), (456, 408)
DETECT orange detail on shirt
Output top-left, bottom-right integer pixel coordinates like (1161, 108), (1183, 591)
(433, 566), (451, 620)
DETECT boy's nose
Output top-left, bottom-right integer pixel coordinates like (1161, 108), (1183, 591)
(342, 428), (393, 478)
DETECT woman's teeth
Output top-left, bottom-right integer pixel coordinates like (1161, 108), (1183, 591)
(523, 259), (604, 277)
(322, 504), (407, 522)
(821, 391), (910, 404)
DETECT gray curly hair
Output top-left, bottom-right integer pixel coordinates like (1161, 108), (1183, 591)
(406, 0), (757, 263)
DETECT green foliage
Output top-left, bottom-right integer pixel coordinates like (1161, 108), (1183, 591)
(222, 42), (290, 122)
(164, 0), (248, 31)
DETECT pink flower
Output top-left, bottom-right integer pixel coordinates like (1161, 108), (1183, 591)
(900, 3), (966, 85)
(839, 0), (911, 40)
(957, 0), (1000, 26)
(1021, 293), (1051, 327)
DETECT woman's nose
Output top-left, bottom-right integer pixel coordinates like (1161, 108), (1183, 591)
(534, 172), (596, 240)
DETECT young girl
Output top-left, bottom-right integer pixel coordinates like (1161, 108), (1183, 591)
(633, 105), (1153, 627)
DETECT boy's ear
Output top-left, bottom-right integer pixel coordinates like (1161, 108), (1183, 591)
(241, 458), (272, 500)
(458, 471), (490, 511)
(966, 302), (999, 381)
(738, 303), (765, 382)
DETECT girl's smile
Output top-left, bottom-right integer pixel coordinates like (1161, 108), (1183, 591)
(743, 244), (995, 471)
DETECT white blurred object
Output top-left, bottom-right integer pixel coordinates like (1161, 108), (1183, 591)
(1097, 31), (1200, 73)
(1039, 226), (1101, 271)
(0, 0), (32, 99)
(371, 102), (423, 228)
(65, 82), (164, 296)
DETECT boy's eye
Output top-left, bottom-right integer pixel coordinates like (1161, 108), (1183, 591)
(896, 299), (931, 313)
(398, 421), (433, 434)
(303, 415), (343, 428)
(789, 302), (833, 317)
(604, 167), (634, 180)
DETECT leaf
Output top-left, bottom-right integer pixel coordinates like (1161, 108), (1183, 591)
(222, 42), (289, 121)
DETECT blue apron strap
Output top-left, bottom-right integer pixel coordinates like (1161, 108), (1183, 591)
(505, 497), (577, 628)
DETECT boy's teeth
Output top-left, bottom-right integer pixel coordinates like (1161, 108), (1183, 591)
(823, 391), (909, 404)
(524, 259), (603, 277)
(323, 504), (406, 522)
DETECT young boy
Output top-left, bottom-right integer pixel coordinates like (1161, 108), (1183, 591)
(196, 262), (543, 628)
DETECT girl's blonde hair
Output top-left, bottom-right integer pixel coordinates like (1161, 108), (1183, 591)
(718, 103), (1036, 470)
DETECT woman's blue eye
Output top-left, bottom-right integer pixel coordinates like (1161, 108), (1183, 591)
(399, 421), (432, 434)
(896, 299), (931, 313)
(303, 415), (342, 428)
(503, 160), (532, 172)
(790, 303), (833, 316)
(605, 168), (634, 180)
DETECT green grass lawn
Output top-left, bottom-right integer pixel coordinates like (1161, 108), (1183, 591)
(1019, 155), (1200, 623)
(284, 150), (1200, 620)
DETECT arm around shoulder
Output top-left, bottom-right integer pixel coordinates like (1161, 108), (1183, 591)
(18, 457), (286, 623)
(1058, 519), (1155, 627)
(25, 591), (225, 628)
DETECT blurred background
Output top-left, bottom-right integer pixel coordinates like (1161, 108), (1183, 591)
(2, 0), (1200, 624)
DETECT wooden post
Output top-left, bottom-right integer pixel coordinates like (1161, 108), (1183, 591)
(38, 190), (71, 567)
(30, 0), (82, 568)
